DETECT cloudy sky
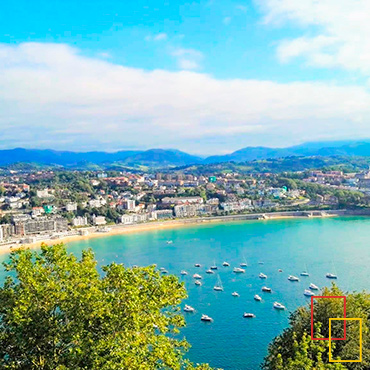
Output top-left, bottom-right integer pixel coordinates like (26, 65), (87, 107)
(1, 0), (370, 154)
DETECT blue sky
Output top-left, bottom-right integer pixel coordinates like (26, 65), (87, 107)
(1, 0), (370, 154)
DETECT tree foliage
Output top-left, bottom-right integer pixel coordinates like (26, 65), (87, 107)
(0, 243), (214, 370)
(263, 285), (370, 370)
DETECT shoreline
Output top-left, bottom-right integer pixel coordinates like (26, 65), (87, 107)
(2, 209), (368, 256)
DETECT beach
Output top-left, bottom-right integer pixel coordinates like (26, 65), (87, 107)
(0, 209), (357, 256)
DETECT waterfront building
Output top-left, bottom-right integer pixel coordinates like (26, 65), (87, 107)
(73, 216), (88, 227)
(92, 215), (106, 226)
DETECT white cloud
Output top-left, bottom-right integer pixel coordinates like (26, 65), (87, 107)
(145, 33), (168, 42)
(259, 0), (370, 74)
(171, 48), (204, 70)
(1, 42), (370, 153)
(223, 17), (232, 25)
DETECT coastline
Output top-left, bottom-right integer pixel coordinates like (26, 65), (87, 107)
(2, 209), (368, 256)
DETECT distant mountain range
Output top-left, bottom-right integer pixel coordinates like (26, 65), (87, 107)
(1, 140), (370, 168)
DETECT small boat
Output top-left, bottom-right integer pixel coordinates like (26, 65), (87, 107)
(262, 286), (271, 292)
(223, 261), (230, 266)
(273, 302), (286, 310)
(210, 265), (218, 270)
(194, 263), (201, 267)
(243, 313), (256, 318)
(288, 275), (300, 281)
(258, 261), (264, 265)
(233, 267), (245, 273)
(214, 275), (223, 291)
(254, 294), (262, 301)
(206, 269), (214, 274)
(278, 269), (283, 272)
(259, 273), (267, 279)
(166, 240), (173, 244)
(195, 280), (202, 286)
(159, 267), (166, 271)
(304, 289), (315, 297)
(193, 274), (202, 279)
(201, 314), (213, 322)
(300, 264), (309, 276)
(181, 270), (188, 275)
(161, 269), (168, 274)
(240, 255), (248, 267)
(326, 261), (338, 279)
(309, 283), (319, 290)
(184, 305), (195, 312)
(232, 292), (240, 297)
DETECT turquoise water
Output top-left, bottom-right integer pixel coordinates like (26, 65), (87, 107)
(3, 217), (370, 369)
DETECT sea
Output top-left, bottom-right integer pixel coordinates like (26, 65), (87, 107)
(2, 216), (370, 369)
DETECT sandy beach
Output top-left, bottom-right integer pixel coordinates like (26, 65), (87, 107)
(1, 209), (359, 256)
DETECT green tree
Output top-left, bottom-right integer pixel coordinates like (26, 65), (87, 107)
(263, 285), (370, 370)
(0, 243), (215, 370)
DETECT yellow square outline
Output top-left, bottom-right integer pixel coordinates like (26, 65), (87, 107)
(329, 318), (362, 363)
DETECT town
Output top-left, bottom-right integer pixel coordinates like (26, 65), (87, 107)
(0, 165), (368, 246)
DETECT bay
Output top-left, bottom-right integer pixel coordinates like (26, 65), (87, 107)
(3, 216), (370, 369)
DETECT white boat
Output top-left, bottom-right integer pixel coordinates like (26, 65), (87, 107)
(262, 286), (272, 292)
(233, 267), (245, 273)
(232, 292), (240, 297)
(161, 269), (168, 274)
(195, 280), (202, 286)
(210, 265), (218, 270)
(240, 255), (248, 267)
(243, 313), (256, 318)
(300, 264), (309, 276)
(206, 269), (214, 274)
(166, 240), (173, 244)
(194, 263), (201, 267)
(288, 275), (300, 281)
(214, 275), (224, 291)
(273, 302), (286, 310)
(259, 273), (267, 279)
(193, 274), (202, 279)
(184, 305), (195, 312)
(309, 283), (319, 290)
(223, 261), (230, 266)
(304, 289), (315, 297)
(201, 314), (213, 322)
(254, 294), (262, 301)
(181, 270), (188, 275)
(326, 261), (338, 279)
(159, 267), (166, 271)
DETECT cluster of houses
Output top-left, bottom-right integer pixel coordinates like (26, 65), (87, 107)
(1, 168), (370, 243)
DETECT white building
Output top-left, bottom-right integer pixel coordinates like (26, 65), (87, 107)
(89, 199), (102, 208)
(119, 199), (136, 211)
(92, 215), (106, 226)
(162, 196), (204, 205)
(37, 189), (53, 198)
(65, 203), (78, 212)
(73, 216), (88, 227)
(119, 213), (149, 225)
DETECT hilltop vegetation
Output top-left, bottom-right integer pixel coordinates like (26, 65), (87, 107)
(263, 285), (370, 370)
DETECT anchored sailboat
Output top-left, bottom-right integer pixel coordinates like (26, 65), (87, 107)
(214, 275), (224, 291)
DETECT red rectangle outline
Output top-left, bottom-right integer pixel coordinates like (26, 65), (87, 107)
(311, 296), (346, 340)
